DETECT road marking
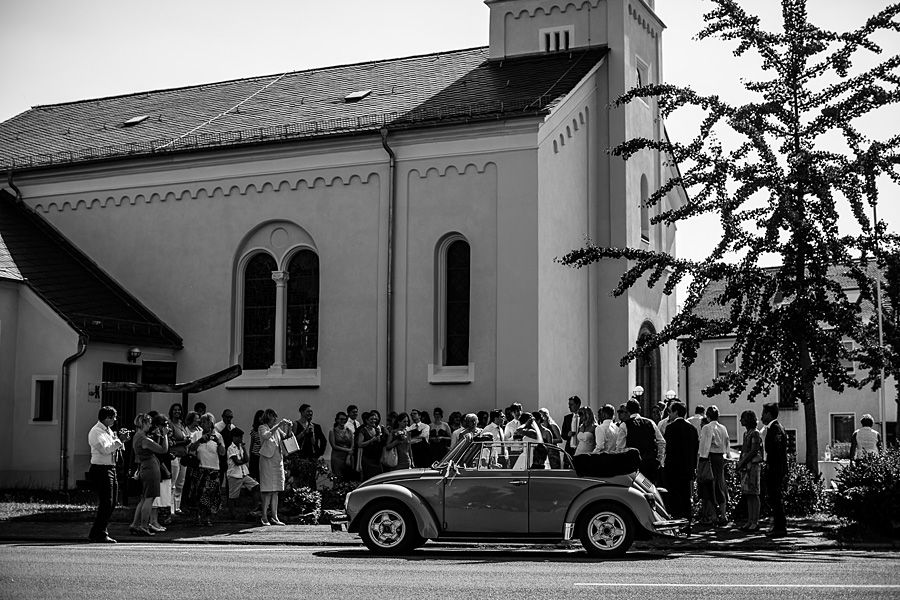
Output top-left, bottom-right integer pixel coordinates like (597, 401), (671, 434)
(575, 584), (900, 589)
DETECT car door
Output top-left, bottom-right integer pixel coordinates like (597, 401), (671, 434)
(441, 441), (529, 534)
(527, 443), (593, 534)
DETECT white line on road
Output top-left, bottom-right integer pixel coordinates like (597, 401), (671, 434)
(575, 584), (900, 589)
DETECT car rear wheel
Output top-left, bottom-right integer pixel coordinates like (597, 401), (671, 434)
(359, 501), (422, 555)
(577, 502), (635, 558)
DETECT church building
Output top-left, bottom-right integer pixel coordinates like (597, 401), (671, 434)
(0, 0), (684, 487)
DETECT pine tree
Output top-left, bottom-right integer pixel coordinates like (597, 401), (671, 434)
(558, 0), (900, 474)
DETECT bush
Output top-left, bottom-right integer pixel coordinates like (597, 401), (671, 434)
(782, 459), (824, 517)
(830, 447), (900, 531)
(281, 486), (322, 524)
(321, 476), (360, 511)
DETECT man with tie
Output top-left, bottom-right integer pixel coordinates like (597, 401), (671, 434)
(561, 396), (582, 457)
(88, 406), (129, 543)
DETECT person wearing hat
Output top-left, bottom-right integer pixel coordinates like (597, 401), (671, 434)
(849, 414), (882, 464)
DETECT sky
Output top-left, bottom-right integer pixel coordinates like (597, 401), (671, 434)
(2, 0), (897, 298)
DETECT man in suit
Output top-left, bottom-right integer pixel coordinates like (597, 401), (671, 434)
(662, 401), (699, 521)
(293, 403), (328, 489)
(616, 398), (666, 485)
(561, 396), (582, 457)
(761, 402), (788, 537)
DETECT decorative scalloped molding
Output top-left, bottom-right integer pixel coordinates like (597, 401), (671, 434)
(33, 172), (379, 213)
(507, 1), (601, 20)
(628, 3), (658, 39)
(407, 162), (494, 179)
(553, 108), (587, 154)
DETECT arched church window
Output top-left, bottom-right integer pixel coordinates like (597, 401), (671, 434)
(640, 174), (650, 246)
(286, 250), (320, 369)
(242, 253), (277, 370)
(445, 239), (471, 366)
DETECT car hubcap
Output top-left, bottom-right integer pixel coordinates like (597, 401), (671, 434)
(587, 511), (626, 550)
(368, 509), (405, 548)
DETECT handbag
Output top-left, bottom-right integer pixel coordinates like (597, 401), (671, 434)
(381, 446), (398, 468)
(180, 453), (200, 469)
(696, 459), (713, 482)
(283, 434), (301, 455)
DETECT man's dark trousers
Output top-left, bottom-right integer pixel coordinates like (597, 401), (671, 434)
(89, 464), (118, 540)
(765, 468), (786, 531)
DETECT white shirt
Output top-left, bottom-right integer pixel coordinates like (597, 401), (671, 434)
(88, 421), (124, 465)
(194, 430), (222, 469)
(346, 419), (361, 438)
(406, 422), (429, 444)
(593, 419), (619, 454)
(226, 443), (248, 478)
(687, 415), (704, 435)
(481, 422), (505, 442)
(504, 419), (520, 440)
(615, 415), (667, 463)
(699, 421), (730, 458)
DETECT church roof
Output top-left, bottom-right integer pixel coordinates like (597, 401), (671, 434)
(0, 189), (183, 348)
(0, 47), (609, 171)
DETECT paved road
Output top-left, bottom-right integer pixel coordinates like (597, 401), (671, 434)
(0, 544), (898, 599)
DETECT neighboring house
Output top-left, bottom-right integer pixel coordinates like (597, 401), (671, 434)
(678, 268), (898, 462)
(0, 0), (685, 488)
(0, 191), (182, 487)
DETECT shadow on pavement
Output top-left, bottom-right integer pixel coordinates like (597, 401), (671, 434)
(313, 548), (677, 563)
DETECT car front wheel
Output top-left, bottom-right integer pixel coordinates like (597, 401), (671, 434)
(359, 501), (422, 555)
(577, 502), (635, 558)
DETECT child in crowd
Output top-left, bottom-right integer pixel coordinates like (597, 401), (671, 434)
(226, 428), (261, 519)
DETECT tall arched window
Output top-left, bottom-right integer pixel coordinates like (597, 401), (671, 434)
(286, 250), (319, 369)
(243, 253), (277, 370)
(445, 239), (471, 366)
(635, 321), (661, 416)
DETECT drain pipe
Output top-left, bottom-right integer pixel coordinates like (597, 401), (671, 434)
(7, 170), (23, 203)
(380, 129), (396, 414)
(60, 335), (88, 490)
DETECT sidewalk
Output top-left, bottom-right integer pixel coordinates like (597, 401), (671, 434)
(0, 516), (894, 551)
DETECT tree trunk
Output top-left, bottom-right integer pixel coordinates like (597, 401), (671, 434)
(803, 390), (819, 477)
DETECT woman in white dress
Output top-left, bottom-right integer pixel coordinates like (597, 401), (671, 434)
(258, 408), (293, 526)
(574, 407), (597, 455)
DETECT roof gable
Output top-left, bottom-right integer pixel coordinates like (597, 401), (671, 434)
(0, 47), (608, 171)
(0, 190), (182, 348)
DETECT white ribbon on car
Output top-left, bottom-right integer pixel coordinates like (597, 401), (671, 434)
(436, 460), (460, 487)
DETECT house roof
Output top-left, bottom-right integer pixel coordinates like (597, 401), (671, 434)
(0, 47), (609, 171)
(690, 264), (888, 327)
(0, 189), (183, 348)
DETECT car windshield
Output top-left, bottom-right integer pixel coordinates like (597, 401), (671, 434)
(435, 439), (574, 471)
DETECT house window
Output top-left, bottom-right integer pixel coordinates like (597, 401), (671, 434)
(242, 253), (277, 370)
(286, 250), (319, 369)
(32, 379), (55, 422)
(840, 340), (855, 373)
(445, 239), (471, 366)
(831, 413), (855, 445)
(715, 347), (737, 378)
(719, 414), (739, 445)
(778, 384), (800, 410)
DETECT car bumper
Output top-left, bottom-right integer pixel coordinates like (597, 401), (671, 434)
(329, 511), (349, 532)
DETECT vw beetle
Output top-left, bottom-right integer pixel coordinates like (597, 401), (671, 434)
(341, 437), (684, 557)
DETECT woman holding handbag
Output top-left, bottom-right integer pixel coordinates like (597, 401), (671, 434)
(384, 413), (412, 472)
(258, 408), (292, 526)
(735, 410), (763, 532)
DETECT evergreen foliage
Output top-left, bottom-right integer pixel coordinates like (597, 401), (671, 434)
(558, 0), (900, 473)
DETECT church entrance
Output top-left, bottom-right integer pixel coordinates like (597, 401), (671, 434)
(635, 322), (660, 418)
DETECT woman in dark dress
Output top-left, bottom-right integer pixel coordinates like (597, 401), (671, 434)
(357, 412), (386, 481)
(128, 413), (168, 536)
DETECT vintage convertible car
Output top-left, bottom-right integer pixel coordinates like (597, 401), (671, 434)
(341, 437), (684, 557)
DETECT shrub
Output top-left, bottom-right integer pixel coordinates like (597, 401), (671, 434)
(321, 476), (360, 511)
(782, 459), (824, 517)
(830, 447), (900, 531)
(281, 486), (322, 524)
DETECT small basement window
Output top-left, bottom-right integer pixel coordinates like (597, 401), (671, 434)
(122, 115), (150, 127)
(344, 90), (372, 103)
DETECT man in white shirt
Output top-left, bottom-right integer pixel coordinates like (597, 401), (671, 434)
(479, 409), (507, 467)
(593, 404), (619, 454)
(345, 404), (361, 437)
(88, 406), (128, 543)
(615, 399), (666, 484)
(687, 405), (705, 435)
(503, 403), (523, 440)
(225, 428), (260, 518)
(451, 413), (482, 448)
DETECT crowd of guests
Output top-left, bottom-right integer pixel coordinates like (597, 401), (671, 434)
(88, 392), (882, 542)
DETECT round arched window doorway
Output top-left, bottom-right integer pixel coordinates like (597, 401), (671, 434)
(635, 321), (661, 418)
